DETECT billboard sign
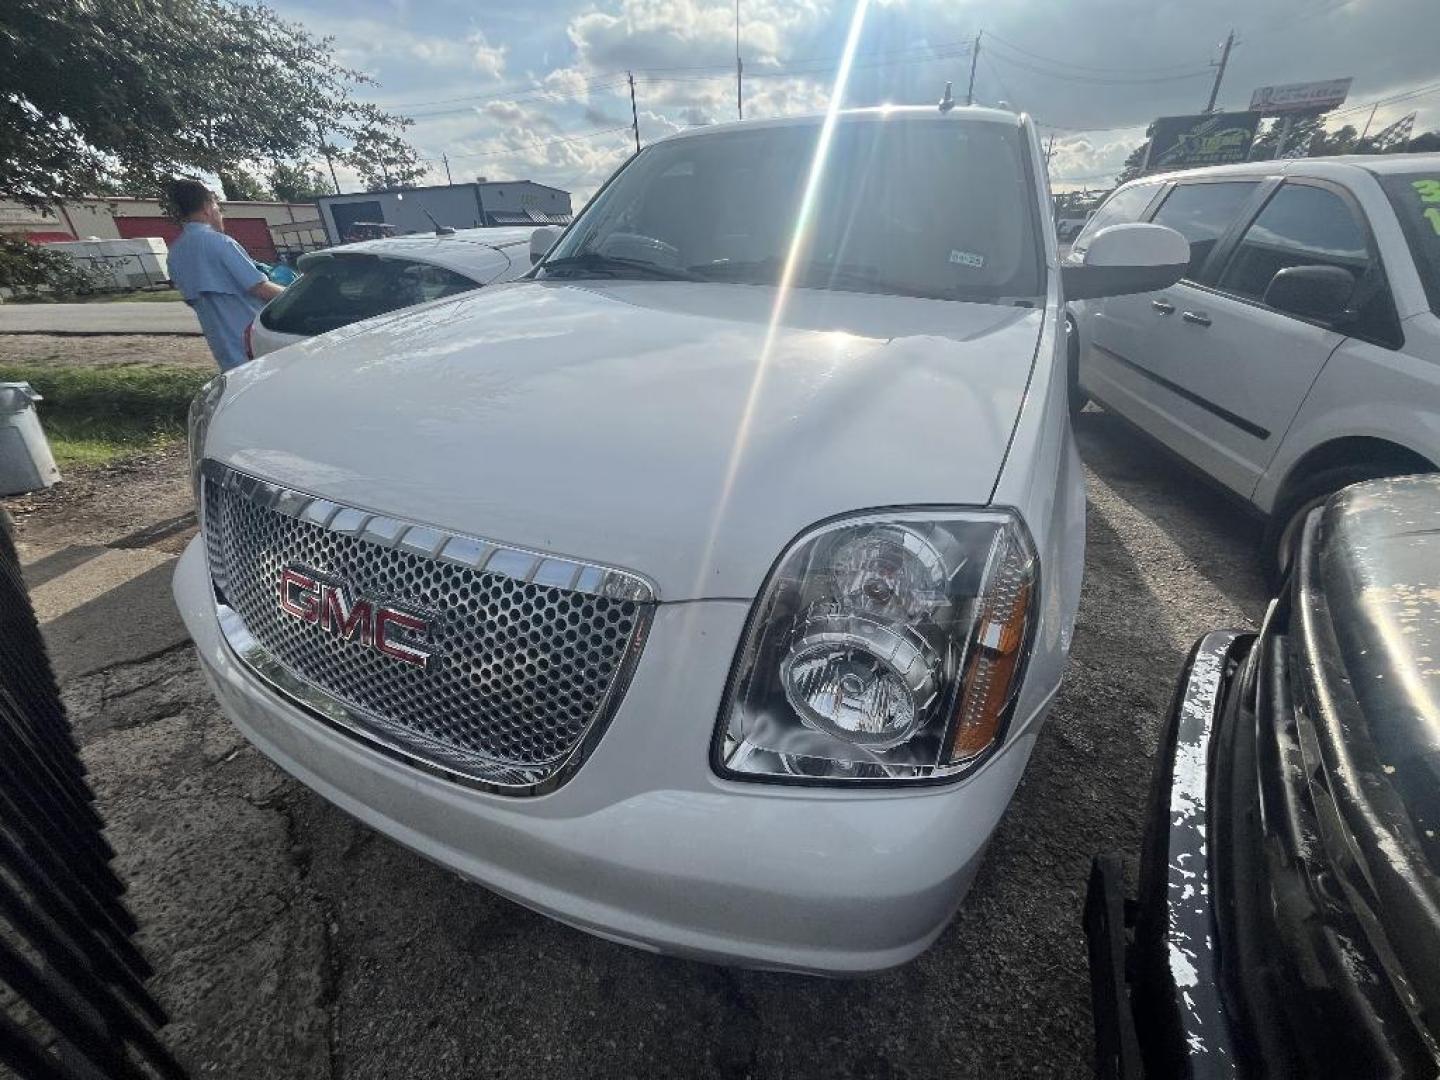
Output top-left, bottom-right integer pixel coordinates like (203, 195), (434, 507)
(1249, 78), (1352, 114)
(1145, 112), (1262, 172)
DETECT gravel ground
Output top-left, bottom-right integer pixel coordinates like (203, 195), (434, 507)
(0, 333), (214, 369)
(12, 406), (1269, 1079)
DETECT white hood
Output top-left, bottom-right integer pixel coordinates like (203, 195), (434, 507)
(208, 279), (1043, 601)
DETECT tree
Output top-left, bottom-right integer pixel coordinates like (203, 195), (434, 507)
(269, 161), (333, 202)
(1115, 142), (1150, 185)
(0, 235), (95, 295)
(1409, 130), (1440, 154)
(345, 118), (428, 192)
(218, 168), (273, 202)
(0, 0), (420, 204)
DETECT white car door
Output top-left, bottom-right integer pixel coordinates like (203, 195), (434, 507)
(1081, 178), (1264, 488)
(1145, 179), (1401, 498)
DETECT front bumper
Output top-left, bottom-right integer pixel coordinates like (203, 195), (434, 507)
(175, 537), (1048, 974)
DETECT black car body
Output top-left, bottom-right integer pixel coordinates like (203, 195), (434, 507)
(1087, 474), (1440, 1079)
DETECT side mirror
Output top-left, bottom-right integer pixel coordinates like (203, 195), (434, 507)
(529, 225), (562, 266)
(1062, 223), (1189, 301)
(1262, 264), (1355, 322)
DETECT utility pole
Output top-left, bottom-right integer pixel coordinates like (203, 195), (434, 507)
(1205, 30), (1235, 112)
(735, 0), (743, 120)
(965, 31), (982, 106)
(442, 153), (453, 185)
(315, 123), (341, 194)
(628, 72), (641, 154)
(1359, 102), (1379, 143)
(1044, 132), (1056, 168)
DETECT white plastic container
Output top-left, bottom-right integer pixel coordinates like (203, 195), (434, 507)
(0, 383), (60, 496)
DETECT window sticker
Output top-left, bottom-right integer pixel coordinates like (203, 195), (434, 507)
(1411, 182), (1440, 236)
(949, 249), (985, 269)
(1412, 178), (1440, 204)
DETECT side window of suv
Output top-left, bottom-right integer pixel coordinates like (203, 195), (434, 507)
(1217, 182), (1400, 346)
(1072, 184), (1159, 253)
(1217, 183), (1369, 297)
(1148, 181), (1260, 281)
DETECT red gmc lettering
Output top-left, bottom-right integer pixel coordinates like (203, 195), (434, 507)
(321, 587), (373, 647)
(276, 565), (432, 668)
(374, 609), (430, 668)
(278, 567), (319, 621)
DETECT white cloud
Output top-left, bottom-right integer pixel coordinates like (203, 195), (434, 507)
(468, 29), (508, 79)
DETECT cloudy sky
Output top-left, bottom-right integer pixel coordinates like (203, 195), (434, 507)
(274, 0), (1440, 200)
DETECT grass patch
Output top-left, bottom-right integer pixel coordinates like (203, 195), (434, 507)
(0, 361), (210, 468)
(9, 288), (185, 304)
(42, 416), (185, 468)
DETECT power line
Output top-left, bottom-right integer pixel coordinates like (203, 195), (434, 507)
(444, 126), (631, 162)
(982, 29), (1213, 76)
(1327, 79), (1440, 120)
(985, 45), (1212, 85)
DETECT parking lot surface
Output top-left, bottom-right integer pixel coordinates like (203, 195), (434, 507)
(8, 408), (1268, 1078)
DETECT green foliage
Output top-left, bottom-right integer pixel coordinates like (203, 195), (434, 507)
(0, 235), (94, 295)
(219, 168), (274, 202)
(0, 361), (209, 466)
(269, 160), (333, 202)
(0, 363), (211, 426)
(346, 120), (428, 192)
(1115, 143), (1149, 185)
(0, 0), (421, 204)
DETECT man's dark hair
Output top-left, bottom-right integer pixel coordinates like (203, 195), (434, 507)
(163, 178), (215, 219)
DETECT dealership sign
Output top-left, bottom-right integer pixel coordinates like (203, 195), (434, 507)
(1249, 78), (1352, 114)
(1145, 112), (1262, 172)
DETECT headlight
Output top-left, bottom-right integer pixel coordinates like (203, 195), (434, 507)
(715, 510), (1037, 784)
(187, 373), (226, 504)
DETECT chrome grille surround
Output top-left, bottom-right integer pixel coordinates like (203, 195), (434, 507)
(200, 460), (655, 794)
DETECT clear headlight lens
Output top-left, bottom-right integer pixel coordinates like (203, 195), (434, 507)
(716, 510), (1037, 784)
(187, 373), (226, 504)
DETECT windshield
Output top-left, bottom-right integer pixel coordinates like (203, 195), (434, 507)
(260, 255), (481, 336)
(542, 117), (1043, 304)
(1379, 172), (1440, 316)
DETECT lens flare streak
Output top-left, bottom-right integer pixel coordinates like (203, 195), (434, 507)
(690, 0), (873, 599)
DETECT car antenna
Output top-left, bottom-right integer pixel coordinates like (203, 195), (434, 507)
(939, 82), (955, 113)
(422, 208), (455, 236)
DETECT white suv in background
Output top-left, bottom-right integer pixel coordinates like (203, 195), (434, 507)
(246, 227), (538, 359)
(178, 106), (1186, 973)
(1068, 155), (1440, 579)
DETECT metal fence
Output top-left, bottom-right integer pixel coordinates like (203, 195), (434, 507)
(0, 511), (185, 1080)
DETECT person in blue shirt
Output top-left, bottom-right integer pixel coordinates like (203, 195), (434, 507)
(164, 179), (285, 371)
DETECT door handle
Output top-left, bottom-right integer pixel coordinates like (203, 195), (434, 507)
(1152, 299), (1175, 315)
(1181, 310), (1212, 327)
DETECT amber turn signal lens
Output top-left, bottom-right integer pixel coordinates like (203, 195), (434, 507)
(951, 579), (1032, 761)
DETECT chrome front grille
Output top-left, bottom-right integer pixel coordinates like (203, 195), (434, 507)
(201, 461), (654, 792)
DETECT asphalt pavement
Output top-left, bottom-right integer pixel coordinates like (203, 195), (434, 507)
(0, 299), (201, 335)
(7, 408), (1269, 1079)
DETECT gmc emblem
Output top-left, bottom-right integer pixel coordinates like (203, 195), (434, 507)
(277, 566), (433, 668)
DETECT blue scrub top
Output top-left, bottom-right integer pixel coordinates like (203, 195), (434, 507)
(168, 221), (267, 371)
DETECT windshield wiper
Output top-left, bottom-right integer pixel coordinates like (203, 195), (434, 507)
(541, 251), (702, 281)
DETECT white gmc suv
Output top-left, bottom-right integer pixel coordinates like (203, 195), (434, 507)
(175, 106), (1185, 973)
(1068, 154), (1440, 580)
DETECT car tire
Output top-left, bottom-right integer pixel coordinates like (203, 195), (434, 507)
(1065, 316), (1088, 419)
(1262, 462), (1422, 589)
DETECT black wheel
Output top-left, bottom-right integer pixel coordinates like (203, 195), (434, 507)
(1065, 316), (1088, 419)
(1262, 463), (1420, 589)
